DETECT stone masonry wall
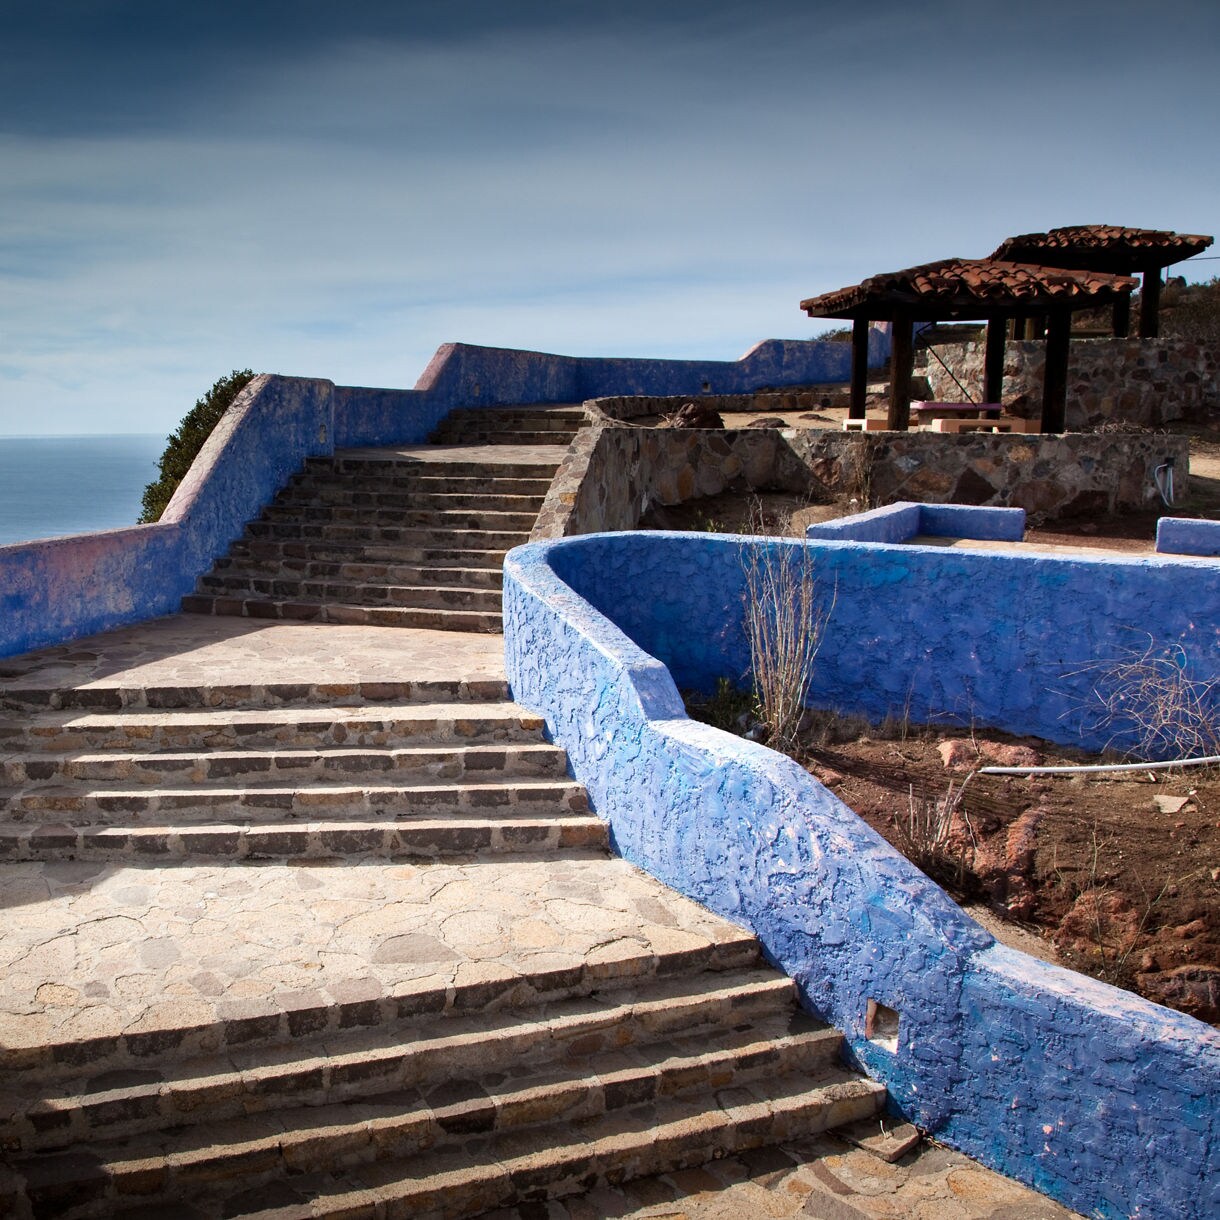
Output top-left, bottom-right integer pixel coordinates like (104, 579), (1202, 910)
(924, 337), (1220, 429)
(790, 430), (1188, 519)
(533, 421), (1189, 538)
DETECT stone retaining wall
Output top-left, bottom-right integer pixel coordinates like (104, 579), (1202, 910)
(790, 429), (1187, 519)
(923, 337), (1220, 429)
(533, 422), (1189, 538)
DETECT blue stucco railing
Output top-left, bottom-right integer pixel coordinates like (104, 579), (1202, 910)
(0, 335), (874, 660)
(503, 530), (1220, 1220)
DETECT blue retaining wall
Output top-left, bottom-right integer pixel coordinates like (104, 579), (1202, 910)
(1157, 515), (1220, 557)
(1, 335), (875, 660)
(805, 501), (1027, 544)
(503, 531), (1220, 1220)
(542, 530), (1220, 758)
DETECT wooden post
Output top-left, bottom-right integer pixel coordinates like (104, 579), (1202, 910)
(983, 318), (1006, 406)
(1040, 309), (1071, 433)
(887, 312), (914, 431)
(849, 317), (869, 419)
(1112, 294), (1131, 337)
(1139, 268), (1161, 338)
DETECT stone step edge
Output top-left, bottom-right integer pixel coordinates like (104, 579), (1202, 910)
(0, 936), (765, 1078)
(180, 597), (504, 630)
(195, 577), (504, 603)
(0, 681), (512, 712)
(0, 708), (545, 750)
(86, 1074), (885, 1220)
(0, 775), (588, 814)
(9, 987), (830, 1155)
(5, 742), (563, 767)
(0, 815), (609, 864)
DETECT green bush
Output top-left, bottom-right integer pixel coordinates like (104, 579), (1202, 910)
(139, 369), (255, 523)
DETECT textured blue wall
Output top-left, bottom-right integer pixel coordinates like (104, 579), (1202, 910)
(1157, 514), (1220, 556)
(805, 501), (1027, 544)
(503, 531), (1220, 1220)
(544, 530), (1220, 759)
(1, 334), (875, 660)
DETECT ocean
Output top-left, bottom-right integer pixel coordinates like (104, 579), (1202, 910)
(0, 434), (165, 549)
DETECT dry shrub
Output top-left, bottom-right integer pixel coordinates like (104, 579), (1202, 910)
(1076, 634), (1220, 761)
(888, 776), (977, 893)
(740, 516), (835, 753)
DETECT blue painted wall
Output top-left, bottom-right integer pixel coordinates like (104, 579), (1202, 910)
(503, 531), (1220, 1220)
(544, 530), (1220, 759)
(1, 334), (877, 660)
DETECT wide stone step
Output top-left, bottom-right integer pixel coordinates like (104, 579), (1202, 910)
(259, 504), (540, 532)
(318, 456), (561, 480)
(0, 701), (543, 753)
(243, 520), (530, 550)
(0, 774), (586, 822)
(430, 429), (579, 447)
(0, 679), (510, 714)
(2, 741), (566, 787)
(211, 556), (503, 589)
(58, 1072), (882, 1220)
(196, 573), (503, 612)
(181, 595), (502, 633)
(3, 900), (764, 1077)
(5, 970), (811, 1153)
(227, 537), (509, 568)
(0, 812), (608, 863)
(273, 487), (546, 513)
(4, 976), (881, 1219)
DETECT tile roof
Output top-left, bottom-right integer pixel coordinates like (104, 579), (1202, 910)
(800, 258), (1137, 319)
(992, 226), (1213, 269)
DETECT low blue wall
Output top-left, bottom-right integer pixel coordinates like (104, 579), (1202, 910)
(503, 531), (1220, 1220)
(542, 531), (1220, 759)
(1, 335), (876, 660)
(805, 501), (1027, 544)
(1157, 515), (1220, 557)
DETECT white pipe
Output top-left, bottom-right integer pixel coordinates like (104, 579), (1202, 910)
(980, 753), (1220, 776)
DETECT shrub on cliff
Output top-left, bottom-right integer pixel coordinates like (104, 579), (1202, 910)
(139, 369), (255, 523)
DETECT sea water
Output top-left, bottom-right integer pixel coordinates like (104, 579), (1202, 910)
(0, 434), (164, 548)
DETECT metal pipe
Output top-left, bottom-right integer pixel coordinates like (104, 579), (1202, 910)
(980, 753), (1220, 776)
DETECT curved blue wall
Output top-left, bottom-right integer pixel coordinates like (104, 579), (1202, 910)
(503, 531), (1220, 1220)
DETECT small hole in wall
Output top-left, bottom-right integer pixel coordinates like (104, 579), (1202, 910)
(701, 381), (711, 392)
(865, 999), (901, 1053)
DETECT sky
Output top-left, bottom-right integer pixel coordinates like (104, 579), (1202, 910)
(2, 0), (1218, 437)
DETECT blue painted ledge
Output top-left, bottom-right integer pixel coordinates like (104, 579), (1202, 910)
(805, 501), (1026, 544)
(0, 334), (875, 661)
(503, 531), (1220, 1220)
(1157, 515), (1220, 556)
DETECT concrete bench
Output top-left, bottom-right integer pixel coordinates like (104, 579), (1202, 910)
(911, 400), (1003, 422)
(929, 417), (1040, 434)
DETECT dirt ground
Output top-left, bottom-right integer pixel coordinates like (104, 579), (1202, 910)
(655, 421), (1220, 1025)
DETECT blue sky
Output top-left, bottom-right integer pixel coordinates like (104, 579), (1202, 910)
(2, 0), (1218, 436)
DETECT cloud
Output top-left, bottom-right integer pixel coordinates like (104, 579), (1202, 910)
(1, 1), (1217, 434)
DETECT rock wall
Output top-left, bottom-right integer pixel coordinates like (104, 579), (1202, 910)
(923, 337), (1220, 428)
(531, 425), (820, 539)
(791, 430), (1188, 519)
(533, 422), (1189, 538)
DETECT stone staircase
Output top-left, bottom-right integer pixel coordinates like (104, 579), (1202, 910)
(182, 449), (560, 633)
(0, 665), (886, 1219)
(428, 404), (587, 447)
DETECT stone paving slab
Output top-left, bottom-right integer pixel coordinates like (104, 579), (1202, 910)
(0, 615), (506, 692)
(484, 1132), (1082, 1219)
(0, 853), (748, 1054)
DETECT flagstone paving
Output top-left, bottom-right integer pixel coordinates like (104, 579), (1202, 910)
(0, 612), (1088, 1218)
